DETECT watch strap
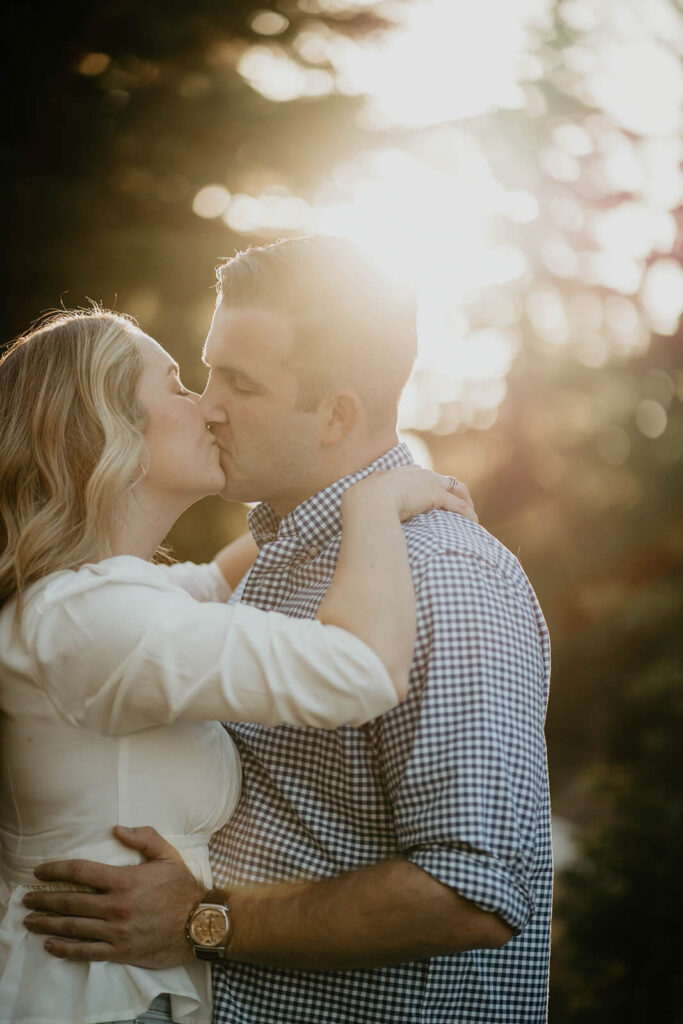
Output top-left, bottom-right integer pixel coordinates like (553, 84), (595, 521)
(203, 887), (230, 908)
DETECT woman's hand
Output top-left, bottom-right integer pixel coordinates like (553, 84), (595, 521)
(344, 466), (478, 525)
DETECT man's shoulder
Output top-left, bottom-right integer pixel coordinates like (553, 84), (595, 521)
(403, 511), (550, 671)
(402, 510), (522, 584)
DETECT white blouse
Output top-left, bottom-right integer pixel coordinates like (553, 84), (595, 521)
(0, 556), (397, 1024)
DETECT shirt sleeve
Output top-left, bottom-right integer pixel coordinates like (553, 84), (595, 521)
(154, 560), (232, 603)
(28, 570), (398, 735)
(377, 551), (550, 933)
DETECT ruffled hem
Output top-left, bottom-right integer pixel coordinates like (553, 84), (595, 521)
(0, 886), (212, 1024)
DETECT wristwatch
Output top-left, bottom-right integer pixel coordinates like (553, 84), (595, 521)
(186, 888), (231, 961)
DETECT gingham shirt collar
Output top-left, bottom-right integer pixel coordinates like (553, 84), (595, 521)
(247, 441), (414, 552)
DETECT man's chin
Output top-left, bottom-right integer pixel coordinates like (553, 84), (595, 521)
(218, 480), (259, 504)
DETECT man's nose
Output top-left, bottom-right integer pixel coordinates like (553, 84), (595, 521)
(197, 384), (229, 425)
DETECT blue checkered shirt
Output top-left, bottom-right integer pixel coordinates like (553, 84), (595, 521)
(209, 443), (552, 1023)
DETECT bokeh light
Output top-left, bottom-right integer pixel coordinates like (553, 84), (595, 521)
(188, 0), (683, 435)
(192, 185), (232, 219)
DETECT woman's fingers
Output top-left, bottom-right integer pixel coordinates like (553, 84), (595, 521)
(393, 467), (479, 523)
(353, 465), (478, 523)
(440, 493), (479, 523)
(435, 475), (477, 521)
(439, 474), (473, 505)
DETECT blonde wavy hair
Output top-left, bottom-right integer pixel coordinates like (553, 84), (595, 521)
(0, 308), (150, 616)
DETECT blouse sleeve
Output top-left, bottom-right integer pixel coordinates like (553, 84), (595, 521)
(153, 560), (232, 603)
(28, 570), (398, 735)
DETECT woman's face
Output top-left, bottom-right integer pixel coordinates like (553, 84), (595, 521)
(135, 332), (226, 507)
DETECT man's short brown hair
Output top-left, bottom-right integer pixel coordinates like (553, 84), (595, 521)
(216, 236), (417, 426)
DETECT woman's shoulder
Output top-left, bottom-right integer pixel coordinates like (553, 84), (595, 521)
(36, 556), (230, 608)
(0, 557), (149, 618)
(18, 557), (206, 678)
(5, 558), (180, 640)
(0, 559), (170, 673)
(37, 556), (174, 603)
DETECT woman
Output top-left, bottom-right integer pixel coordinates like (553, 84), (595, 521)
(0, 309), (473, 1024)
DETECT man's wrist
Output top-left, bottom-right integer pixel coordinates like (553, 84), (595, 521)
(186, 887), (232, 961)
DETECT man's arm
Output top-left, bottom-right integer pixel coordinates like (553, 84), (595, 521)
(24, 826), (512, 969)
(223, 855), (513, 969)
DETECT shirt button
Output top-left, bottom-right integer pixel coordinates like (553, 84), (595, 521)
(308, 544), (320, 558)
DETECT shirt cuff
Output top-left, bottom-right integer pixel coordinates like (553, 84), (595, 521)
(406, 843), (534, 933)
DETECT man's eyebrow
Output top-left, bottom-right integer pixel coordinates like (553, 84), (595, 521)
(201, 351), (261, 387)
(166, 361), (180, 375)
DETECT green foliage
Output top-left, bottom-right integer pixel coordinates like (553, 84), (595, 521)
(549, 574), (683, 1022)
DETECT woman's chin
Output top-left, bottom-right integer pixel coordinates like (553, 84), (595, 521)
(209, 469), (228, 495)
(182, 471), (227, 503)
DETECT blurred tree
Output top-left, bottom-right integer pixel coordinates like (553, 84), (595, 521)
(1, 0), (392, 343)
(548, 567), (683, 1021)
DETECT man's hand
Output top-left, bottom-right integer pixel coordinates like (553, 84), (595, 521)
(22, 826), (204, 968)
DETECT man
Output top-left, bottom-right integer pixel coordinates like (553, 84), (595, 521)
(24, 237), (552, 1022)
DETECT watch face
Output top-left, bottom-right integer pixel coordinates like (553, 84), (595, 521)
(190, 907), (228, 947)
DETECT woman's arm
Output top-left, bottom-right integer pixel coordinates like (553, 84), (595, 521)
(317, 468), (471, 699)
(31, 581), (399, 734)
(213, 533), (259, 591)
(30, 470), (473, 733)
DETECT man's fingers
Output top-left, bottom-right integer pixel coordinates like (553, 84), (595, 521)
(24, 912), (111, 942)
(23, 890), (109, 918)
(33, 827), (182, 894)
(42, 937), (114, 962)
(33, 858), (113, 890)
(113, 824), (183, 863)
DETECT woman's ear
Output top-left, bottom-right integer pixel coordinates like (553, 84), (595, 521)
(319, 390), (362, 447)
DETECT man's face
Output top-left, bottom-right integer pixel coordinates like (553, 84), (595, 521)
(198, 304), (325, 513)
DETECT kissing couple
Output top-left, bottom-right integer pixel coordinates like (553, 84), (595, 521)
(0, 236), (552, 1024)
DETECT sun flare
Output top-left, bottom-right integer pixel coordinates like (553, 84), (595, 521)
(196, 0), (683, 436)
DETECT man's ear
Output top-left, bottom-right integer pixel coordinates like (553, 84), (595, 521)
(319, 390), (362, 446)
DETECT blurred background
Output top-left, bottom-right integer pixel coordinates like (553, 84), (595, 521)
(2, 0), (682, 1016)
